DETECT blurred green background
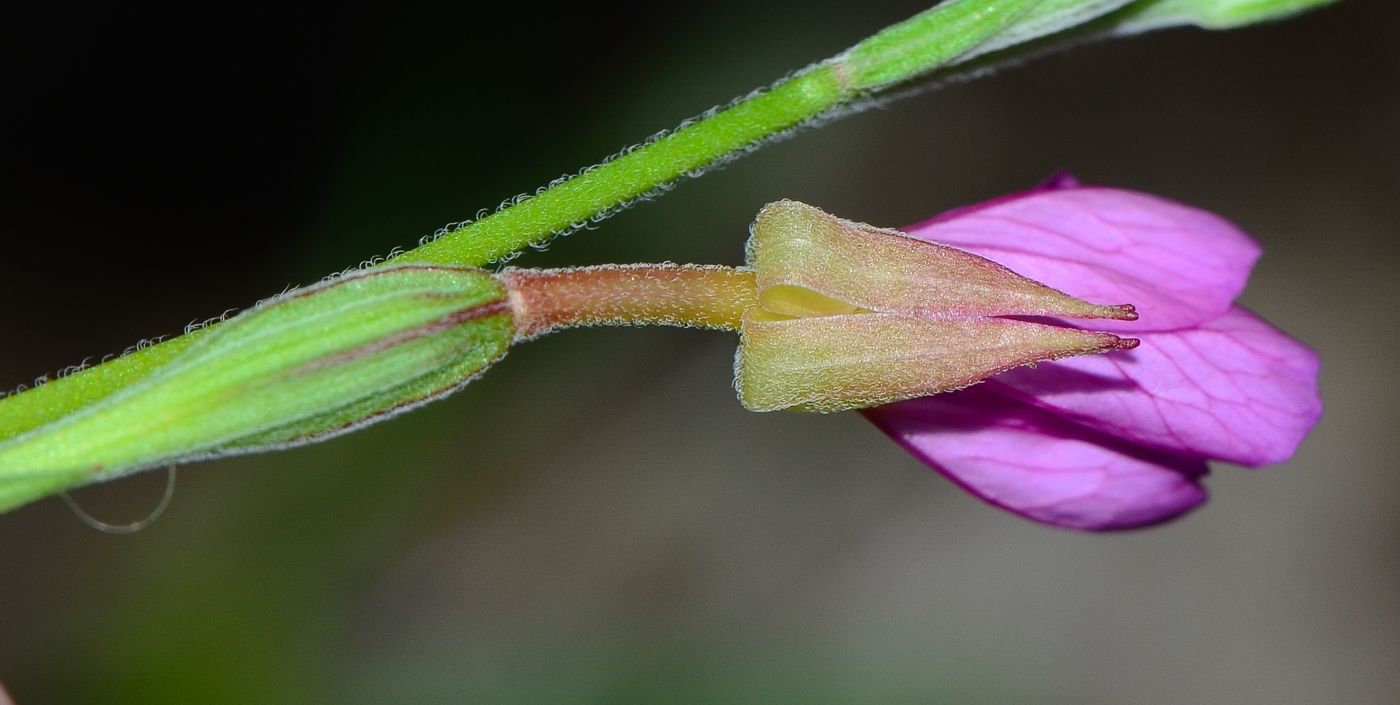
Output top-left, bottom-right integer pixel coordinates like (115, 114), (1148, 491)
(1, 1), (1397, 702)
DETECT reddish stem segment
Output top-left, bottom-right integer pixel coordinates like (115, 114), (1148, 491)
(500, 264), (758, 340)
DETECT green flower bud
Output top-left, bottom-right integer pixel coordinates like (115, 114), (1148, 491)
(0, 264), (512, 512)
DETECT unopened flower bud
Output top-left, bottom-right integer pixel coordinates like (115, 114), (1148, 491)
(0, 264), (512, 511)
(734, 200), (1138, 412)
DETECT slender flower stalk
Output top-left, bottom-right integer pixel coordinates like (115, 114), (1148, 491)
(500, 265), (757, 340)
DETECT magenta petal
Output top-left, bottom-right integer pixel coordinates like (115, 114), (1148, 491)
(903, 187), (1262, 332)
(863, 387), (1209, 531)
(988, 306), (1323, 467)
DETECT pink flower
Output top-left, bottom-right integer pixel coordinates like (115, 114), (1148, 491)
(862, 175), (1323, 531)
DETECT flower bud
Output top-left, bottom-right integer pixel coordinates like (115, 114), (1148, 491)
(734, 200), (1137, 412)
(0, 264), (512, 511)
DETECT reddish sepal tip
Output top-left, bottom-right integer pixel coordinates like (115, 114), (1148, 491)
(1111, 304), (1138, 321)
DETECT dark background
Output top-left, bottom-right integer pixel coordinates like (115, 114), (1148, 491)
(1, 1), (1396, 702)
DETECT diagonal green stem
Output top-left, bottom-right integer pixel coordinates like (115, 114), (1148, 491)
(399, 0), (1049, 268)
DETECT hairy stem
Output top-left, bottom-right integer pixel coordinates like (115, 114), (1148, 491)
(501, 265), (758, 340)
(399, 0), (1046, 267)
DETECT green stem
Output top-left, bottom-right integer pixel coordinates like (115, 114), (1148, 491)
(0, 331), (208, 442)
(400, 0), (1045, 267)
